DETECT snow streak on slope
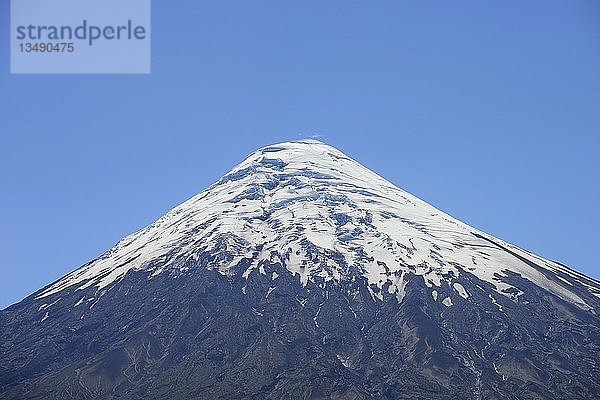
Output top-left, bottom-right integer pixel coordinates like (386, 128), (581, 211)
(36, 140), (599, 311)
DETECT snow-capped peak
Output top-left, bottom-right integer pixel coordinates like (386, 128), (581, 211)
(36, 140), (600, 310)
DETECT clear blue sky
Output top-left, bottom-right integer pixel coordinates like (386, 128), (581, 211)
(1, 1), (598, 309)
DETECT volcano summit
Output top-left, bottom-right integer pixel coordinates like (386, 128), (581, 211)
(1, 140), (599, 399)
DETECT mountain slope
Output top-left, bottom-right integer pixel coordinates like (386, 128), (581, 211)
(1, 139), (599, 399)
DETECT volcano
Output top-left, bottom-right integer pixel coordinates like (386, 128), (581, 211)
(1, 139), (599, 399)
